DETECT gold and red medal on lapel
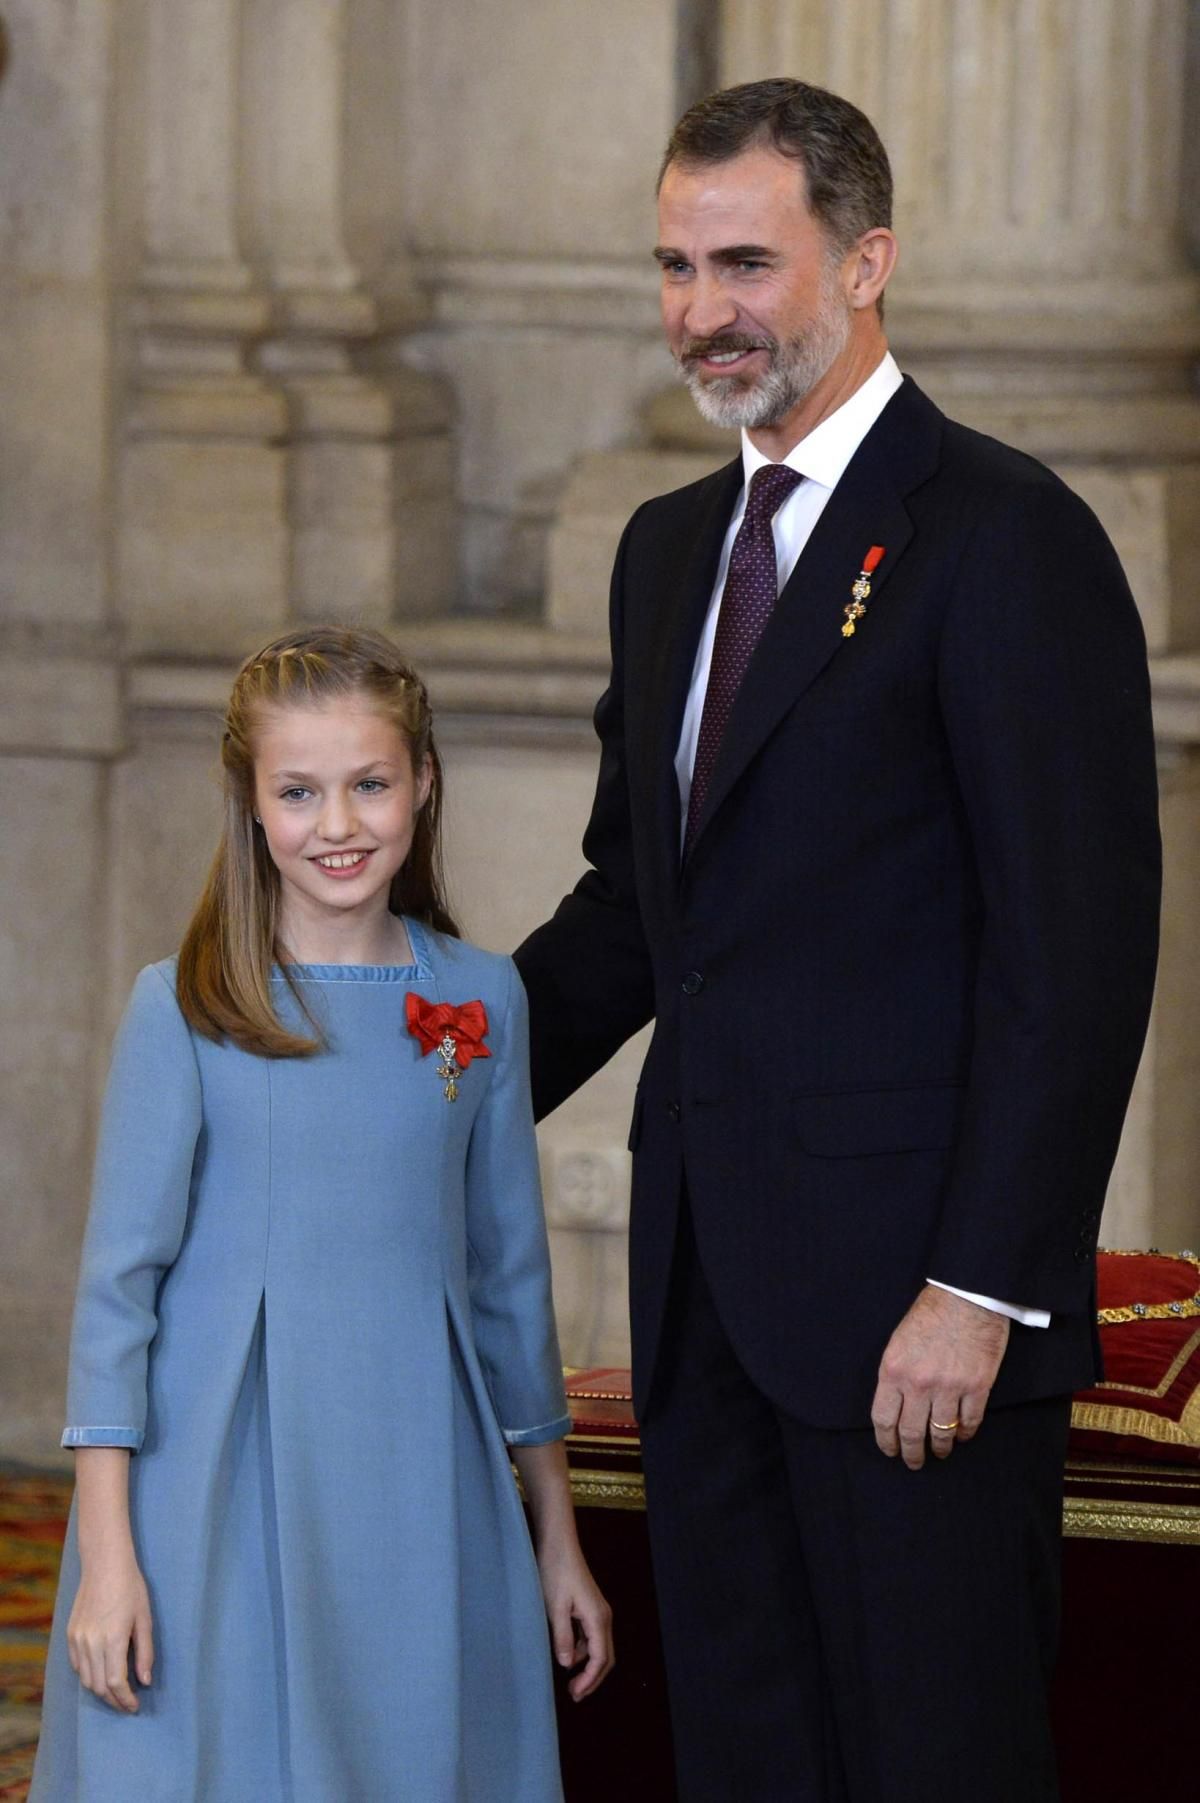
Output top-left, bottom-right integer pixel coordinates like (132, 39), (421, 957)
(842, 545), (886, 637)
(406, 994), (491, 1102)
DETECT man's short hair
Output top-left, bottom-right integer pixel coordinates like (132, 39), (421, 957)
(659, 77), (893, 257)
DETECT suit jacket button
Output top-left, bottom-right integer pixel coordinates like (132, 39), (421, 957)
(681, 971), (705, 996)
(666, 1100), (681, 1123)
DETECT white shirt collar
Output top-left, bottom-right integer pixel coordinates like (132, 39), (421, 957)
(740, 351), (903, 493)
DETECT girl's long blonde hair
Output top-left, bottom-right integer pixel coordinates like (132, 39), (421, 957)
(177, 626), (458, 1058)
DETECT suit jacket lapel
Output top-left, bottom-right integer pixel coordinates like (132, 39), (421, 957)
(639, 455), (743, 899)
(684, 379), (943, 861)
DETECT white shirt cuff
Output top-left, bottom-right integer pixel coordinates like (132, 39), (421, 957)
(927, 1279), (1051, 1328)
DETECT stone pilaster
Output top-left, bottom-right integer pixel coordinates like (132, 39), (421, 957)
(392, 0), (681, 609)
(0, 2), (126, 1458)
(238, 0), (454, 622)
(118, 0), (287, 657)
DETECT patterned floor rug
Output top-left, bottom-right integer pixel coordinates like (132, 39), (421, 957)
(0, 1467), (71, 1801)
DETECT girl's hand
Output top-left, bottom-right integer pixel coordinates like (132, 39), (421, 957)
(538, 1543), (615, 1702)
(67, 1550), (154, 1713)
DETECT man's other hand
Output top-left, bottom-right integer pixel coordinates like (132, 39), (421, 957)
(870, 1285), (1010, 1469)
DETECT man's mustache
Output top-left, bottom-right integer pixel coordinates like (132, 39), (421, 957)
(680, 332), (774, 364)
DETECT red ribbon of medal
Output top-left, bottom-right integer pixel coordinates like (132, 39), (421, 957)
(406, 995), (491, 1102)
(842, 545), (887, 637)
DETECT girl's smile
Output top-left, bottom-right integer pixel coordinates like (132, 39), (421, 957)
(311, 849), (375, 877)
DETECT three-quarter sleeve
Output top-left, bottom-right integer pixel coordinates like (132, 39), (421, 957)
(464, 960), (571, 1447)
(61, 963), (202, 1452)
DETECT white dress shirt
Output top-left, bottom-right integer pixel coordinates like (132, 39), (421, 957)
(674, 351), (1049, 1330)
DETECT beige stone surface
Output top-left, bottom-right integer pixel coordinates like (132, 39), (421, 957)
(402, 322), (672, 607)
(438, 729), (645, 1368)
(0, 282), (110, 628)
(0, 758), (107, 1460)
(1148, 751), (1200, 1248)
(292, 439), (398, 623)
(0, 2), (111, 282)
(722, 0), (1192, 286)
(0, 654), (123, 758)
(118, 442), (289, 656)
(140, 0), (247, 281)
(402, 0), (674, 260)
(547, 449), (725, 633)
(1062, 467), (1200, 656)
(106, 734), (226, 1020)
(240, 0), (359, 291)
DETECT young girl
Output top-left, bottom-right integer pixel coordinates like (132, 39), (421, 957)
(32, 627), (612, 1802)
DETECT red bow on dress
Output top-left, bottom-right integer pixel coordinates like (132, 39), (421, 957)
(404, 994), (491, 1068)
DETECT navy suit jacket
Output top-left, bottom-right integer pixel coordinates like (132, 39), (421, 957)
(516, 377), (1161, 1426)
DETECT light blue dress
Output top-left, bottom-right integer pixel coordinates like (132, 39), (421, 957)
(32, 923), (571, 1803)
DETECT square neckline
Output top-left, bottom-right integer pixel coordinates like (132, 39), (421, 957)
(273, 915), (433, 982)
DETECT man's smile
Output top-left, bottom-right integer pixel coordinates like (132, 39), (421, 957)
(682, 335), (773, 378)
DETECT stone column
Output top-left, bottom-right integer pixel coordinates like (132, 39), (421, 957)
(0, 1), (125, 1457)
(240, 0), (454, 624)
(395, 0), (681, 610)
(118, 0), (288, 657)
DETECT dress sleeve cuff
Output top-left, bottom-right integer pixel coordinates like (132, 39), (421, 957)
(61, 1427), (143, 1451)
(502, 1412), (573, 1447)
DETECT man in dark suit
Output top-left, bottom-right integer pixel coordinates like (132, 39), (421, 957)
(515, 78), (1160, 1801)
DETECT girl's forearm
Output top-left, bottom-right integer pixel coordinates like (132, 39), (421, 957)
(74, 1448), (136, 1565)
(511, 1439), (579, 1554)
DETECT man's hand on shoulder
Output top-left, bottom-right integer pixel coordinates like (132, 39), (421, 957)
(870, 1285), (1010, 1470)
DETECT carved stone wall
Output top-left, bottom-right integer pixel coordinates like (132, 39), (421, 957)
(2, 0), (1198, 1457)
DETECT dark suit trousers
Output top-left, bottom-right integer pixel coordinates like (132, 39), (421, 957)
(638, 1195), (1071, 1803)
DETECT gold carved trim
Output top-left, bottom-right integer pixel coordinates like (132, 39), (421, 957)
(1066, 1463), (1200, 1493)
(1072, 1386), (1200, 1451)
(567, 1430), (641, 1451)
(1061, 1495), (1200, 1545)
(568, 1468), (646, 1511)
(565, 1465), (1200, 1543)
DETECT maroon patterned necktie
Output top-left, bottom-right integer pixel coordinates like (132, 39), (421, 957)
(683, 462), (803, 856)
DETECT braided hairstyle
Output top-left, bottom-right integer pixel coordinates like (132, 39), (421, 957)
(177, 626), (458, 1057)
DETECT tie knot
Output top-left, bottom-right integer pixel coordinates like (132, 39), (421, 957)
(744, 462), (802, 525)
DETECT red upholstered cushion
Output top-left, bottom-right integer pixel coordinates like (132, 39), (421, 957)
(564, 1367), (638, 1437)
(1069, 1249), (1200, 1466)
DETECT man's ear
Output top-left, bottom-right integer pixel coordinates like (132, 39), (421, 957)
(847, 228), (898, 312)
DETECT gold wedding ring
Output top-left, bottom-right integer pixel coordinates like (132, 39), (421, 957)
(930, 1418), (960, 1433)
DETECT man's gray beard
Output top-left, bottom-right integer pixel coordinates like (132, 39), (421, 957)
(680, 294), (852, 432)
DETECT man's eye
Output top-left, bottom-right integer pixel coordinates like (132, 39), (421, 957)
(736, 260), (766, 273)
